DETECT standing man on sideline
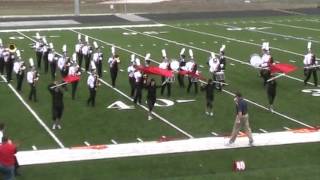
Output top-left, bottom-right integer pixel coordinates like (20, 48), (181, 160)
(200, 79), (215, 116)
(0, 136), (17, 180)
(48, 81), (64, 130)
(228, 92), (253, 146)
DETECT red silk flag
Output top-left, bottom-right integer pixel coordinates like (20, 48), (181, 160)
(137, 66), (173, 77)
(179, 70), (206, 80)
(63, 75), (80, 83)
(270, 63), (297, 74)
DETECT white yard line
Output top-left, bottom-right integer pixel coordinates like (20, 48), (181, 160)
(211, 132), (219, 136)
(84, 141), (91, 146)
(120, 27), (314, 128)
(137, 138), (144, 142)
(0, 75), (65, 148)
(164, 23), (306, 57)
(111, 139), (118, 144)
(18, 30), (194, 139)
(215, 23), (319, 43)
(259, 128), (268, 133)
(16, 129), (320, 166)
(0, 24), (165, 33)
(263, 21), (320, 32)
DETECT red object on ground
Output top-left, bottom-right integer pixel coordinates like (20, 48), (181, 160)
(137, 66), (173, 77)
(270, 63), (297, 74)
(70, 145), (108, 150)
(0, 142), (17, 166)
(63, 75), (80, 83)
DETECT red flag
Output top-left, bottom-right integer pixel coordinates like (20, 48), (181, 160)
(270, 63), (297, 74)
(137, 66), (173, 77)
(63, 75), (80, 83)
(179, 70), (206, 80)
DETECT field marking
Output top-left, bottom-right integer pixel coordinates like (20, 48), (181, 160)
(137, 138), (144, 142)
(84, 141), (91, 146)
(216, 23), (320, 43)
(211, 132), (219, 136)
(259, 129), (268, 133)
(120, 27), (314, 128)
(283, 127), (292, 130)
(0, 75), (65, 148)
(263, 21), (320, 32)
(17, 129), (320, 166)
(111, 139), (118, 144)
(32, 145), (38, 150)
(0, 24), (166, 33)
(19, 30), (194, 139)
(164, 23), (306, 57)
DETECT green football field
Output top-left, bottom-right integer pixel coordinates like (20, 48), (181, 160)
(1, 14), (320, 179)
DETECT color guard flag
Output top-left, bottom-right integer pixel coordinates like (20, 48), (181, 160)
(63, 75), (80, 83)
(137, 66), (173, 77)
(270, 63), (297, 74)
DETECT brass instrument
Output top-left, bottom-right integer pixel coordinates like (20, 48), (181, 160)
(8, 43), (17, 53)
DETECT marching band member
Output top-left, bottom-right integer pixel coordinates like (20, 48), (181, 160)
(48, 43), (58, 80)
(42, 37), (49, 73)
(219, 45), (226, 71)
(0, 39), (4, 74)
(266, 77), (277, 112)
(186, 49), (198, 94)
(108, 47), (120, 87)
(208, 52), (223, 91)
(69, 53), (81, 100)
(48, 81), (64, 130)
(303, 42), (318, 86)
(58, 45), (70, 78)
(178, 48), (186, 88)
(260, 42), (273, 86)
(159, 49), (171, 97)
(5, 44), (16, 83)
(75, 34), (84, 69)
(200, 79), (215, 116)
(87, 69), (98, 107)
(145, 78), (163, 120)
(128, 54), (136, 97)
(92, 41), (103, 78)
(27, 58), (39, 102)
(34, 33), (44, 69)
(82, 36), (93, 72)
(13, 50), (26, 92)
(133, 67), (143, 104)
(144, 53), (151, 67)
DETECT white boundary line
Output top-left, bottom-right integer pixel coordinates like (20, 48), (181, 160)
(18, 30), (194, 139)
(16, 129), (320, 166)
(0, 24), (165, 33)
(263, 21), (320, 32)
(0, 75), (65, 148)
(215, 23), (320, 43)
(119, 27), (314, 128)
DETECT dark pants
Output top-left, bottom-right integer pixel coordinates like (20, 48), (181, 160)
(161, 76), (171, 97)
(0, 57), (4, 74)
(77, 52), (83, 69)
(53, 105), (64, 120)
(50, 62), (57, 80)
(267, 92), (276, 105)
(71, 82), (78, 100)
(260, 69), (271, 86)
(177, 74), (185, 88)
(187, 78), (198, 94)
(36, 51), (42, 69)
(110, 68), (118, 87)
(43, 53), (49, 73)
(206, 97), (213, 109)
(96, 61), (102, 78)
(28, 84), (37, 102)
(129, 77), (135, 97)
(147, 98), (156, 112)
(84, 55), (91, 71)
(0, 163), (14, 180)
(134, 85), (142, 104)
(87, 87), (96, 107)
(5, 61), (13, 82)
(16, 73), (24, 91)
(304, 69), (318, 86)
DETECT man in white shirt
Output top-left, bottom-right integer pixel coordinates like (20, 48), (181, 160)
(87, 70), (98, 107)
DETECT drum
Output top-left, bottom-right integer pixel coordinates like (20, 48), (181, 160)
(170, 60), (179, 71)
(250, 54), (263, 68)
(215, 71), (225, 81)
